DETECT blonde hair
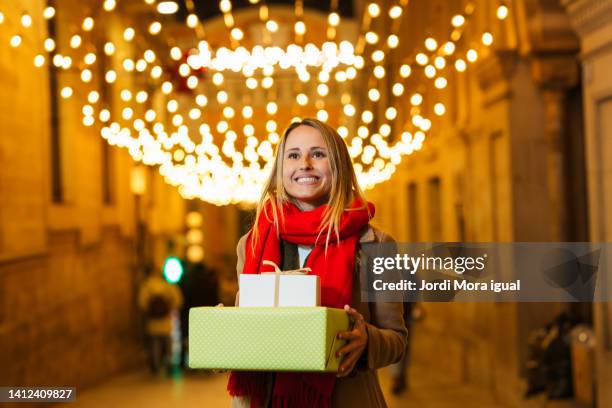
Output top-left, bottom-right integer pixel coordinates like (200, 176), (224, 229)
(250, 118), (368, 254)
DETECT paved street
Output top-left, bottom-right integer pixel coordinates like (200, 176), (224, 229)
(63, 365), (507, 408)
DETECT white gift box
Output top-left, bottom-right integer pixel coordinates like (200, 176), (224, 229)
(239, 261), (320, 307)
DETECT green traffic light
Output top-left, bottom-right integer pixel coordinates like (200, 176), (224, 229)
(163, 256), (183, 283)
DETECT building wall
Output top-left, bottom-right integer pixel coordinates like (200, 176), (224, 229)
(0, 0), (186, 387)
(564, 0), (612, 405)
(365, 0), (584, 406)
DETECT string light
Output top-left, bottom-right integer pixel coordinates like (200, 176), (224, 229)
(0, 0), (504, 205)
(497, 4), (509, 20)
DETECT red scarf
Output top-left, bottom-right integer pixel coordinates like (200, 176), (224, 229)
(227, 199), (374, 408)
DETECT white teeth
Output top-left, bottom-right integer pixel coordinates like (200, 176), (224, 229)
(296, 177), (318, 184)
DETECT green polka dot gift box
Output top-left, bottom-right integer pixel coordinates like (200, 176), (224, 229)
(188, 307), (349, 372)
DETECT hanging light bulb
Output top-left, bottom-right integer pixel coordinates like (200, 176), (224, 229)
(187, 14), (198, 28)
(387, 35), (399, 48)
(149, 21), (162, 35)
(158, 1), (179, 14)
(482, 32), (494, 46)
(368, 89), (380, 102)
(296, 93), (308, 106)
(34, 55), (45, 67)
(10, 35), (22, 48)
(367, 3), (381, 17)
(294, 21), (306, 35)
(451, 14), (465, 27)
(362, 110), (374, 123)
(415, 53), (428, 66)
(389, 6), (402, 19)
(21, 14), (33, 28)
(497, 4), (509, 20)
(328, 12), (340, 27)
(43, 7), (56, 19)
(266, 20), (279, 32)
(231, 28), (244, 41)
(425, 38), (438, 51)
(123, 27), (135, 42)
(410, 93), (423, 106)
(467, 49), (478, 62)
(392, 83), (404, 96)
(400, 64), (412, 78)
(82, 17), (94, 31)
(365, 32), (379, 44)
(455, 58), (467, 72)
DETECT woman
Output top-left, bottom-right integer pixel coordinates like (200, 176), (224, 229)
(229, 119), (407, 407)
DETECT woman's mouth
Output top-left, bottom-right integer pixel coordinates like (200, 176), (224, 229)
(295, 176), (320, 185)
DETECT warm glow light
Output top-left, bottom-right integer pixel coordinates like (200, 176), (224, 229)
(368, 89), (380, 102)
(34, 55), (45, 67)
(385, 107), (397, 120)
(21, 14), (33, 28)
(467, 49), (478, 62)
(482, 32), (494, 46)
(425, 65), (436, 78)
(82, 17), (94, 31)
(296, 93), (308, 106)
(425, 38), (438, 51)
(365, 32), (379, 44)
(60, 87), (73, 98)
(266, 20), (279, 32)
(452, 14), (465, 27)
(374, 66), (386, 78)
(416, 53), (428, 65)
(187, 14), (198, 28)
(368, 3), (381, 17)
(435, 77), (447, 89)
(10, 35), (22, 48)
(443, 42), (456, 55)
(295, 21), (306, 35)
(70, 35), (82, 49)
(497, 5), (509, 20)
(387, 35), (399, 48)
(149, 22), (162, 35)
(455, 59), (467, 72)
(158, 1), (179, 14)
(434, 103), (446, 116)
(400, 64), (412, 78)
(410, 93), (423, 106)
(392, 83), (404, 96)
(44, 39), (55, 52)
(231, 28), (244, 41)
(389, 6), (402, 18)
(372, 50), (385, 62)
(43, 7), (55, 19)
(328, 12), (340, 26)
(344, 104), (356, 117)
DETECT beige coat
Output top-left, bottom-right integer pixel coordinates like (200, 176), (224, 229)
(232, 226), (407, 408)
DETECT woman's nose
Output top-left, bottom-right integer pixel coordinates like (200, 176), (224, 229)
(299, 155), (313, 169)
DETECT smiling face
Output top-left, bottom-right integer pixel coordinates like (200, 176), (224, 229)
(282, 125), (332, 211)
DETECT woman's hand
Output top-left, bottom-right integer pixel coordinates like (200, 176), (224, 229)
(336, 305), (368, 377)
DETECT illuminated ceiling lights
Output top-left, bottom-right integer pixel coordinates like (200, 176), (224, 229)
(0, 0), (509, 205)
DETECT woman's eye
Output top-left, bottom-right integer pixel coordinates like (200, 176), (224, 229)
(287, 152), (299, 159)
(313, 151), (326, 158)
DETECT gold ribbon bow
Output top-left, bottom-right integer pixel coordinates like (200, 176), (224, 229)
(262, 260), (312, 307)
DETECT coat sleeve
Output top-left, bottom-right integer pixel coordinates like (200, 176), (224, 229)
(362, 231), (408, 370)
(234, 234), (248, 306)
